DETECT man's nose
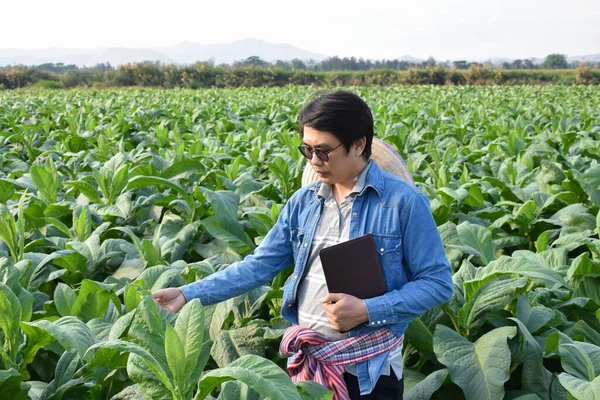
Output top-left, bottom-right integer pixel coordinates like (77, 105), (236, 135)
(309, 152), (323, 166)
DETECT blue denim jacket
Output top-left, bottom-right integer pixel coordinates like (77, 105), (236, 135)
(180, 160), (453, 395)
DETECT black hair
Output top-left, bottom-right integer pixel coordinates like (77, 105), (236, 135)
(298, 90), (373, 160)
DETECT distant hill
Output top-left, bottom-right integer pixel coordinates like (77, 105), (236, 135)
(0, 39), (328, 67)
(0, 41), (597, 67)
(397, 55), (424, 63)
(569, 53), (600, 63)
(155, 39), (329, 65)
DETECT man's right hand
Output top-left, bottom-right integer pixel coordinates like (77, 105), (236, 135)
(152, 288), (187, 313)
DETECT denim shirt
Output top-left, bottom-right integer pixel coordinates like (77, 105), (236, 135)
(180, 160), (453, 395)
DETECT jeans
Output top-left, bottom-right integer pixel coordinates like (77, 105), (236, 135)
(344, 371), (404, 399)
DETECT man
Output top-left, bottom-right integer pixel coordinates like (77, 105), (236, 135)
(153, 91), (453, 399)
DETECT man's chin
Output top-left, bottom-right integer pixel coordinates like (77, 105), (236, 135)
(316, 174), (331, 183)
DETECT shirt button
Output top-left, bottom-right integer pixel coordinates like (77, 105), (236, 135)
(383, 320), (387, 323)
(377, 321), (381, 324)
(371, 322), (375, 326)
(352, 212), (357, 216)
(380, 248), (385, 253)
(293, 275), (298, 279)
(304, 243), (308, 247)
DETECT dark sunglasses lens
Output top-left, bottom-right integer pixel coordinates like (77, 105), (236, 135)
(314, 150), (329, 162)
(299, 146), (313, 160)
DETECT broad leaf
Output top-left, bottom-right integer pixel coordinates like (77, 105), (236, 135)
(433, 325), (516, 400)
(195, 354), (301, 400)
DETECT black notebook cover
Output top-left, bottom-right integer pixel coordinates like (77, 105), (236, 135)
(319, 233), (386, 299)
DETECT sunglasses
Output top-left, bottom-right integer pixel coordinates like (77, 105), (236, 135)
(298, 142), (343, 162)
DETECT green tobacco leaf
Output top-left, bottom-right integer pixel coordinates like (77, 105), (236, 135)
(70, 279), (121, 322)
(135, 265), (181, 292)
(0, 179), (15, 204)
(26, 250), (78, 290)
(127, 296), (169, 369)
(572, 166), (600, 207)
(42, 349), (80, 397)
(86, 340), (174, 394)
(559, 342), (600, 381)
(109, 310), (136, 341)
(462, 184), (485, 208)
(448, 259), (477, 313)
(161, 159), (205, 180)
(567, 253), (600, 281)
(127, 352), (172, 400)
(54, 283), (76, 317)
(404, 369), (448, 400)
(574, 277), (600, 307)
(295, 381), (332, 400)
(458, 277), (528, 333)
(44, 216), (73, 239)
(124, 285), (143, 314)
(65, 181), (102, 204)
(20, 322), (55, 367)
(174, 299), (205, 389)
(433, 325), (516, 400)
(201, 188), (240, 217)
(0, 204), (18, 261)
(0, 368), (29, 400)
(547, 203), (597, 235)
(73, 205), (92, 242)
(142, 239), (160, 266)
(218, 380), (261, 400)
(202, 215), (253, 252)
(195, 354), (301, 400)
(536, 230), (551, 252)
(557, 373), (600, 399)
(24, 316), (95, 360)
(463, 256), (566, 301)
(455, 221), (495, 264)
(0, 282), (22, 364)
(565, 321), (600, 346)
(127, 176), (191, 203)
(168, 221), (201, 262)
(405, 317), (434, 359)
(515, 200), (537, 225)
(165, 324), (186, 397)
(30, 162), (59, 204)
(509, 318), (552, 400)
(516, 295), (554, 334)
(211, 325), (265, 368)
(113, 258), (147, 280)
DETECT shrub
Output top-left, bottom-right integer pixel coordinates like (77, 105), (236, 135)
(30, 79), (63, 89)
(575, 62), (600, 84)
(447, 70), (466, 85)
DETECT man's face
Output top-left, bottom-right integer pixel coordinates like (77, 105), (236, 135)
(301, 127), (364, 185)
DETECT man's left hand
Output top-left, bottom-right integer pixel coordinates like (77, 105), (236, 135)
(321, 293), (369, 332)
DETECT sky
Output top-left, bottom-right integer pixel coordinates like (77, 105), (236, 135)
(2, 0), (599, 60)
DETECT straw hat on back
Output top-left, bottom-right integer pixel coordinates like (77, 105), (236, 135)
(301, 137), (415, 187)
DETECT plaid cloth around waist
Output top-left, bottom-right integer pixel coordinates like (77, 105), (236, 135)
(279, 325), (404, 400)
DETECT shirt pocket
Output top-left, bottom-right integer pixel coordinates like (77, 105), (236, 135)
(372, 234), (403, 283)
(290, 227), (306, 260)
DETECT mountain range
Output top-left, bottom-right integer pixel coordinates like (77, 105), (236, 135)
(0, 39), (329, 67)
(0, 39), (598, 67)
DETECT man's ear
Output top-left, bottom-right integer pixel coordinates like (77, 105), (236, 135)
(355, 137), (367, 156)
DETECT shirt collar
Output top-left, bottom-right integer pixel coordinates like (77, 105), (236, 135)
(316, 160), (373, 200)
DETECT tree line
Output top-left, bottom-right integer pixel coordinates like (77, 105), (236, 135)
(0, 56), (598, 90)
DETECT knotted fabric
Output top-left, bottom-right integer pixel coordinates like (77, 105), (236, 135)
(279, 325), (404, 400)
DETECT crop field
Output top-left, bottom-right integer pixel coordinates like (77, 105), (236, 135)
(0, 85), (599, 400)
